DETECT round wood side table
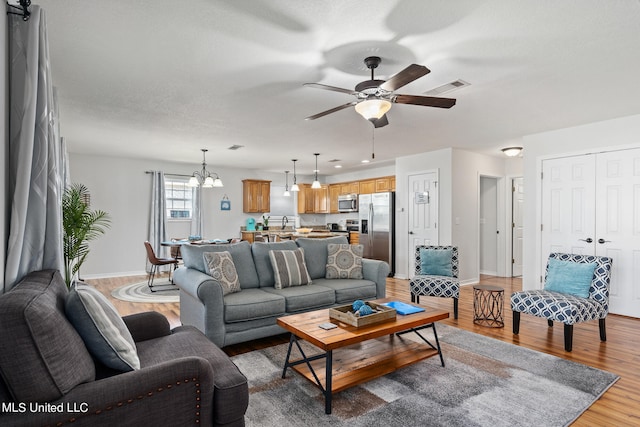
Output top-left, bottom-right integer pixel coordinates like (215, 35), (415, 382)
(473, 284), (505, 328)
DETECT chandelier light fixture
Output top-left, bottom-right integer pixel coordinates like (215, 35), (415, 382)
(311, 153), (321, 189)
(187, 149), (223, 188)
(501, 146), (523, 157)
(290, 159), (300, 192)
(283, 171), (291, 197)
(354, 98), (392, 120)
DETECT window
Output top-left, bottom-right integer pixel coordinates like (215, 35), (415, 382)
(165, 178), (193, 219)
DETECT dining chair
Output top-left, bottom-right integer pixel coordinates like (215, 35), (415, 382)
(143, 241), (179, 292)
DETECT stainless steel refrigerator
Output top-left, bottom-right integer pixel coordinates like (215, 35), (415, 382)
(358, 192), (395, 275)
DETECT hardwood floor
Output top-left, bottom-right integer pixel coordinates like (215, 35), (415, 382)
(89, 274), (640, 426)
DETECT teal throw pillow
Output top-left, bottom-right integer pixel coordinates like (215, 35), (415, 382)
(420, 248), (453, 277)
(544, 258), (596, 298)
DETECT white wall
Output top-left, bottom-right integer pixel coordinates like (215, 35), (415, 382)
(395, 148), (453, 279)
(479, 177), (498, 275)
(522, 113), (640, 290)
(68, 153), (299, 277)
(1, 2), (7, 290)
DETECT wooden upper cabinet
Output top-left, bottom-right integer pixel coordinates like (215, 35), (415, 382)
(329, 184), (341, 213)
(390, 176), (396, 191)
(359, 179), (376, 195)
(297, 184), (329, 214)
(242, 179), (271, 213)
(375, 177), (391, 192)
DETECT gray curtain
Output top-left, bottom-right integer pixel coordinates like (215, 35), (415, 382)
(190, 186), (202, 238)
(5, 6), (65, 291)
(147, 171), (167, 272)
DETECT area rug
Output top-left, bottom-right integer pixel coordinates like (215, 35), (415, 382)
(231, 324), (619, 427)
(110, 280), (179, 303)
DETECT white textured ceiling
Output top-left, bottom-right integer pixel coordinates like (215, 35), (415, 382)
(35, 0), (640, 175)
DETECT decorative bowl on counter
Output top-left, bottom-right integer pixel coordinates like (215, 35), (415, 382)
(295, 228), (313, 234)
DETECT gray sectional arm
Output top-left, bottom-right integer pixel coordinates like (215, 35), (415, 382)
(173, 267), (226, 347)
(362, 258), (390, 298)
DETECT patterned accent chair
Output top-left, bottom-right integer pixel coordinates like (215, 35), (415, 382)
(511, 253), (613, 352)
(410, 246), (459, 319)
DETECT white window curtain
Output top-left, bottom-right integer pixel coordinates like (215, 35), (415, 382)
(4, 6), (66, 291)
(190, 187), (202, 238)
(147, 171), (167, 272)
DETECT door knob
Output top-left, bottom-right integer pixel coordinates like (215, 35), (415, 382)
(579, 238), (593, 243)
(409, 231), (414, 235)
(598, 238), (611, 244)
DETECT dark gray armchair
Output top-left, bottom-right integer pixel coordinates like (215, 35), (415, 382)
(0, 270), (248, 426)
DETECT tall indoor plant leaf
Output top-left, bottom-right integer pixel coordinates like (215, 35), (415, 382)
(62, 183), (111, 287)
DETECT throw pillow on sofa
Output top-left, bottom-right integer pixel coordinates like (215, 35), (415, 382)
(326, 243), (364, 279)
(269, 248), (313, 289)
(203, 251), (242, 295)
(66, 284), (140, 372)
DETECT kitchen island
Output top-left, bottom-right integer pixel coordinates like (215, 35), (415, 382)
(240, 230), (349, 243)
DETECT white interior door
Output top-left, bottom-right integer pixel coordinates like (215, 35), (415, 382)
(541, 155), (596, 284)
(408, 171), (438, 278)
(512, 177), (524, 276)
(594, 149), (640, 317)
(541, 148), (640, 317)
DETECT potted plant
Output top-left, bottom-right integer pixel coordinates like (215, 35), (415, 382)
(62, 183), (111, 287)
(262, 215), (270, 230)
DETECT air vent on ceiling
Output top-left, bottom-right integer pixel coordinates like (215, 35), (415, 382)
(424, 79), (470, 96)
(228, 145), (244, 150)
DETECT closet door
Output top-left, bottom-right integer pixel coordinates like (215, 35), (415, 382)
(541, 154), (596, 279)
(541, 148), (640, 317)
(594, 149), (640, 317)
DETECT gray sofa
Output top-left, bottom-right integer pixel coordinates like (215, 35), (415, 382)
(174, 236), (390, 348)
(0, 270), (248, 427)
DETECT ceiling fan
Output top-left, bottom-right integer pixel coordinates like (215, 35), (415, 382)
(304, 56), (456, 128)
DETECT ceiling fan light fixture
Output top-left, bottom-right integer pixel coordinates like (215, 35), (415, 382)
(355, 98), (392, 120)
(502, 146), (523, 157)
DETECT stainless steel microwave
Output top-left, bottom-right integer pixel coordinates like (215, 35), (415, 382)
(337, 194), (358, 212)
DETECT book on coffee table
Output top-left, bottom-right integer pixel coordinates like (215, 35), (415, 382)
(382, 301), (425, 315)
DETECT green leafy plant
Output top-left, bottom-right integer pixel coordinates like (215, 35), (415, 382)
(262, 215), (270, 227)
(62, 183), (111, 287)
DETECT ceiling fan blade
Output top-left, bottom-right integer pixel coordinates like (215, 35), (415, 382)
(393, 94), (456, 109)
(305, 102), (357, 120)
(370, 114), (389, 128)
(303, 83), (358, 95)
(379, 64), (430, 92)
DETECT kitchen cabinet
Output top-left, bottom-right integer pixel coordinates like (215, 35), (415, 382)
(390, 176), (396, 191)
(297, 184), (329, 214)
(359, 180), (376, 194)
(349, 231), (359, 244)
(241, 231), (255, 243)
(329, 184), (341, 213)
(242, 179), (271, 213)
(375, 177), (392, 192)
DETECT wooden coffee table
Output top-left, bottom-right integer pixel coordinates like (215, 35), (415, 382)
(277, 298), (449, 414)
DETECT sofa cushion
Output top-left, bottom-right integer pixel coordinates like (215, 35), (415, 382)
(66, 284), (140, 371)
(182, 241), (260, 288)
(312, 278), (378, 304)
(203, 251), (241, 295)
(224, 288), (286, 323)
(0, 270), (95, 402)
(295, 236), (349, 279)
(136, 325), (248, 426)
(251, 240), (299, 287)
(326, 243), (364, 279)
(262, 284), (336, 312)
(269, 248), (313, 289)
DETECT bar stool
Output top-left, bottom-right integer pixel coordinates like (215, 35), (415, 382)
(473, 284), (504, 328)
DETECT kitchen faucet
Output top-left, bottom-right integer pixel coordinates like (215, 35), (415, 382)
(281, 216), (289, 230)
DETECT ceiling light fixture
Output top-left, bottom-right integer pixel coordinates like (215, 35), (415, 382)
(501, 147), (523, 157)
(354, 98), (392, 120)
(311, 153), (321, 189)
(283, 171), (291, 197)
(187, 149), (223, 188)
(290, 159), (300, 192)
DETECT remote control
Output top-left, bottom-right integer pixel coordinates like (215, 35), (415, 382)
(318, 322), (338, 330)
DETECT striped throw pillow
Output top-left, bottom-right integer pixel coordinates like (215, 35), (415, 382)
(268, 248), (313, 289)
